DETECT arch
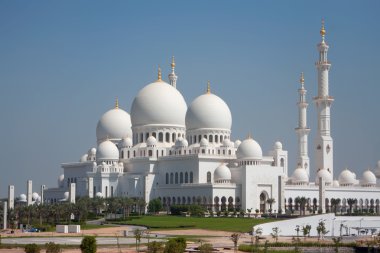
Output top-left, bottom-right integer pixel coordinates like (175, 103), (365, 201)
(185, 172), (189, 183)
(207, 171), (211, 183)
(260, 192), (268, 213)
(209, 135), (213, 143)
(221, 196), (227, 211)
(180, 172), (183, 183)
(175, 172), (178, 184)
(187, 196), (191, 204)
(158, 132), (163, 142)
(215, 135), (219, 143)
(280, 158), (285, 167)
(190, 172), (194, 183)
(172, 133), (176, 142)
(228, 196), (234, 211)
(177, 197), (181, 204)
(170, 173), (174, 184)
(182, 196), (186, 204)
(166, 132), (170, 142)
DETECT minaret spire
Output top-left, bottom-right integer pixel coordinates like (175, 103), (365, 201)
(157, 66), (162, 81)
(168, 56), (178, 88)
(314, 20), (334, 178)
(115, 97), (119, 109)
(206, 81), (211, 94)
(295, 72), (310, 177)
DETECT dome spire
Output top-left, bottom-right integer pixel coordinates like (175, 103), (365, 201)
(247, 132), (252, 139)
(206, 81), (211, 94)
(171, 56), (176, 69)
(299, 72), (305, 88)
(320, 18), (326, 41)
(168, 56), (178, 88)
(115, 97), (119, 109)
(157, 66), (162, 81)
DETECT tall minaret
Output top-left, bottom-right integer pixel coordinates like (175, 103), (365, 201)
(168, 56), (178, 88)
(295, 72), (311, 176)
(314, 20), (334, 178)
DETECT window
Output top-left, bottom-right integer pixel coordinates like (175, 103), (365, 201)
(166, 173), (169, 184)
(170, 173), (174, 184)
(180, 172), (183, 183)
(175, 172), (178, 184)
(159, 132), (163, 142)
(148, 150), (153, 157)
(207, 172), (211, 183)
(166, 132), (170, 142)
(190, 172), (193, 183)
(185, 172), (188, 183)
(121, 151), (124, 158)
(111, 186), (114, 197)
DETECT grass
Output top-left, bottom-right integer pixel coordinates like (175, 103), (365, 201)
(109, 215), (275, 233)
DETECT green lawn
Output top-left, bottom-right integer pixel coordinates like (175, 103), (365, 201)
(110, 216), (275, 233)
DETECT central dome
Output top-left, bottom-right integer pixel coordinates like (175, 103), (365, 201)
(186, 93), (232, 131)
(236, 138), (263, 160)
(131, 80), (187, 128)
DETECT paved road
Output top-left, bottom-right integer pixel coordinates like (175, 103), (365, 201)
(2, 236), (165, 245)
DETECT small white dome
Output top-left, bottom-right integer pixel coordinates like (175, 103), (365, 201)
(362, 170), (376, 186)
(234, 140), (241, 148)
(236, 138), (262, 160)
(36, 196), (41, 203)
(19, 194), (27, 202)
(291, 166), (309, 184)
(63, 192), (69, 200)
(96, 192), (103, 198)
(200, 137), (209, 147)
(80, 154), (88, 162)
(97, 140), (119, 161)
(315, 168), (333, 185)
(214, 164), (232, 182)
(146, 136), (157, 146)
(333, 180), (340, 187)
(274, 141), (283, 150)
(32, 192), (39, 201)
(88, 148), (97, 156)
(186, 93), (232, 131)
(131, 80), (187, 128)
(96, 107), (132, 142)
(119, 137), (133, 148)
(175, 137), (188, 148)
(222, 139), (234, 148)
(338, 169), (355, 185)
(58, 174), (65, 188)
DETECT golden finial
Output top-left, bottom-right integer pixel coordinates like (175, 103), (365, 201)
(115, 97), (119, 109)
(247, 132), (252, 139)
(171, 56), (175, 69)
(157, 66), (162, 81)
(206, 81), (211, 94)
(320, 19), (326, 39)
(300, 72), (305, 86)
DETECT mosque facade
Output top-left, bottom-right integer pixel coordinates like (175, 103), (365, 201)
(44, 22), (380, 214)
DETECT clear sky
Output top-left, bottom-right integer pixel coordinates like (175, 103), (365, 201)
(0, 1), (379, 197)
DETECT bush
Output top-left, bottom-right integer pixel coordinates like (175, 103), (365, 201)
(198, 243), (213, 253)
(45, 242), (61, 253)
(148, 241), (165, 253)
(148, 199), (163, 214)
(164, 237), (187, 253)
(80, 236), (97, 253)
(24, 243), (41, 253)
(170, 205), (205, 216)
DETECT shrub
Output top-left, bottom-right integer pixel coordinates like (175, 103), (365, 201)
(198, 243), (213, 253)
(170, 205), (205, 216)
(164, 237), (187, 253)
(24, 243), (41, 253)
(148, 241), (165, 253)
(80, 236), (97, 253)
(148, 199), (163, 214)
(45, 242), (61, 253)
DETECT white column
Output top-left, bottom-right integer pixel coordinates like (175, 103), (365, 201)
(69, 183), (76, 204)
(40, 185), (45, 204)
(278, 176), (285, 212)
(3, 201), (7, 229)
(88, 177), (94, 198)
(8, 185), (14, 210)
(319, 177), (326, 214)
(27, 180), (32, 206)
(314, 21), (334, 178)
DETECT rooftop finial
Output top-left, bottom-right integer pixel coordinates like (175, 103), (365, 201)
(115, 97), (119, 109)
(300, 72), (305, 87)
(171, 56), (175, 69)
(320, 19), (326, 40)
(247, 132), (252, 139)
(157, 66), (162, 81)
(206, 81), (211, 94)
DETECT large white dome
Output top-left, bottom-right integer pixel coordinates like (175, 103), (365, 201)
(291, 166), (309, 184)
(214, 164), (232, 182)
(96, 107), (132, 142)
(131, 80), (187, 127)
(97, 140), (119, 161)
(186, 93), (232, 131)
(338, 169), (355, 185)
(362, 170), (376, 186)
(236, 138), (263, 160)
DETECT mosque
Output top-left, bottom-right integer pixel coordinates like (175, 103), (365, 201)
(43, 22), (380, 215)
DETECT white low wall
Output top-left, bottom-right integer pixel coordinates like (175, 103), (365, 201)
(254, 214), (380, 237)
(56, 225), (68, 233)
(68, 225), (81, 233)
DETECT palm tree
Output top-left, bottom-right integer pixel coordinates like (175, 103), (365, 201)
(266, 198), (275, 214)
(120, 197), (134, 218)
(136, 198), (146, 215)
(330, 198), (341, 214)
(299, 197), (307, 216)
(347, 198), (357, 215)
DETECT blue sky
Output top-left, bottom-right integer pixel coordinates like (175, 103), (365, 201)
(0, 1), (379, 197)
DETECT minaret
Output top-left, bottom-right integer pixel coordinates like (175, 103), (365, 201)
(314, 20), (334, 178)
(295, 72), (311, 176)
(168, 56), (178, 88)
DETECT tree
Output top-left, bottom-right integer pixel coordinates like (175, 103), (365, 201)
(271, 227), (280, 243)
(24, 243), (41, 253)
(253, 227), (263, 251)
(266, 198), (275, 214)
(331, 237), (341, 253)
(148, 199), (163, 214)
(137, 198), (147, 215)
(316, 220), (329, 241)
(302, 225), (311, 240)
(247, 208), (252, 218)
(299, 197), (308, 216)
(45, 242), (62, 253)
(80, 236), (97, 253)
(198, 243), (213, 253)
(164, 237), (187, 253)
(331, 198), (341, 214)
(120, 197), (134, 218)
(148, 241), (164, 253)
(230, 233), (241, 253)
(347, 198), (357, 215)
(134, 228), (143, 252)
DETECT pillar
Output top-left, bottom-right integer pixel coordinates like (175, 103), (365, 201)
(88, 177), (94, 198)
(27, 180), (32, 206)
(319, 177), (326, 214)
(69, 183), (76, 204)
(8, 185), (14, 210)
